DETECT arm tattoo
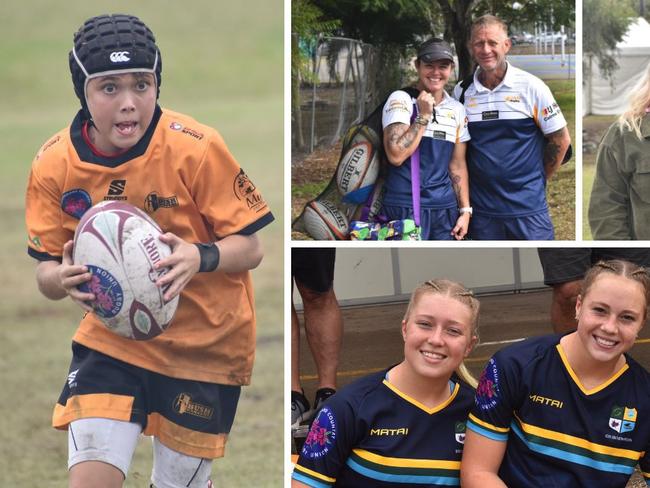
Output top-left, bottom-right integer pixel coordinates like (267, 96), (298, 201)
(399, 123), (420, 149)
(450, 172), (461, 200)
(544, 141), (560, 167)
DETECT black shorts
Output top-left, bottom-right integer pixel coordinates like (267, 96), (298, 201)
(292, 248), (336, 293)
(538, 248), (650, 285)
(53, 342), (241, 458)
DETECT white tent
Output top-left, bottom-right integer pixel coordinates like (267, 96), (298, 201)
(585, 17), (650, 115)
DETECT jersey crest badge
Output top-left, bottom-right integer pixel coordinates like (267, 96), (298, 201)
(455, 421), (466, 444)
(301, 406), (337, 459)
(609, 406), (637, 434)
(476, 357), (500, 411)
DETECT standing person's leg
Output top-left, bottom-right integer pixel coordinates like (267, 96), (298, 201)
(538, 248), (591, 333)
(291, 299), (311, 426)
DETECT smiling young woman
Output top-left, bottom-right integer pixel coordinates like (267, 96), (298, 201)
(461, 259), (650, 488)
(292, 279), (479, 487)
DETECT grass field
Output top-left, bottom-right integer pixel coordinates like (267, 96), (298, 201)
(0, 1), (283, 486)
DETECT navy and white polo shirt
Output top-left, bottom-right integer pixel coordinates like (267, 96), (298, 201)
(453, 63), (567, 217)
(381, 90), (470, 209)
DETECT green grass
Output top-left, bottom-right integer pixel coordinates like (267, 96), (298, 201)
(0, 1), (283, 486)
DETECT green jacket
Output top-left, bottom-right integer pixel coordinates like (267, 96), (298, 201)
(589, 115), (650, 240)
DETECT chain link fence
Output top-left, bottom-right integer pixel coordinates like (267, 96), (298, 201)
(292, 35), (383, 157)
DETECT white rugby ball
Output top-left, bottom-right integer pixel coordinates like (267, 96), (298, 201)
(303, 199), (349, 240)
(73, 201), (179, 340)
(336, 141), (379, 198)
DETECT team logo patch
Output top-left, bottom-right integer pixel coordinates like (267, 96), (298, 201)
(301, 406), (337, 459)
(170, 122), (183, 131)
(476, 357), (500, 410)
(78, 265), (124, 318)
(61, 189), (92, 219)
(609, 406), (637, 434)
(233, 169), (266, 211)
(145, 192), (179, 213)
(455, 421), (466, 444)
(482, 110), (499, 121)
(173, 393), (214, 420)
(505, 95), (521, 103)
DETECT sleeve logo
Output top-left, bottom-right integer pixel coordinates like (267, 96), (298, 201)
(233, 169), (266, 212)
(476, 357), (500, 411)
(301, 406), (337, 459)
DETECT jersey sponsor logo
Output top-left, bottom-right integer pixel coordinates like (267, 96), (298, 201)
(476, 357), (500, 410)
(61, 189), (92, 219)
(28, 235), (42, 250)
(170, 122), (183, 131)
(233, 169), (266, 212)
(386, 99), (410, 114)
(455, 421), (466, 444)
(505, 95), (521, 103)
(37, 135), (61, 160)
(104, 179), (127, 201)
(181, 127), (204, 140)
(144, 192), (179, 213)
(433, 130), (447, 140)
(482, 110), (499, 121)
(173, 393), (214, 420)
(609, 405), (637, 434)
(302, 406), (337, 459)
(529, 394), (564, 409)
(542, 102), (561, 122)
(109, 51), (130, 63)
(77, 265), (124, 318)
(369, 427), (409, 436)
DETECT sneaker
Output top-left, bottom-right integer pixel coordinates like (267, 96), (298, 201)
(313, 387), (336, 412)
(291, 390), (312, 428)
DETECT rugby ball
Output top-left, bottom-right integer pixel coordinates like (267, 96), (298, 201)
(364, 179), (386, 220)
(342, 124), (381, 148)
(303, 199), (349, 240)
(73, 201), (179, 340)
(336, 141), (379, 203)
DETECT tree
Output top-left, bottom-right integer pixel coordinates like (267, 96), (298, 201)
(436, 0), (475, 80)
(583, 0), (635, 81)
(291, 0), (340, 149)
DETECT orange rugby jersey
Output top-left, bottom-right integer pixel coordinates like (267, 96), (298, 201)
(25, 106), (274, 385)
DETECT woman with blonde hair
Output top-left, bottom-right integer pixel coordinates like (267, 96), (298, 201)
(292, 279), (479, 487)
(462, 259), (650, 487)
(589, 63), (650, 239)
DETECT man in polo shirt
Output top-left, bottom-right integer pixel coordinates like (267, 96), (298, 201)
(453, 15), (571, 240)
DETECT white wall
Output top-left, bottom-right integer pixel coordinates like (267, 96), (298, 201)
(294, 248), (544, 307)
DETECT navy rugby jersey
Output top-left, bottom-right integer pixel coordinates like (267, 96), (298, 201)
(468, 334), (650, 487)
(453, 63), (566, 217)
(292, 368), (474, 487)
(381, 90), (470, 209)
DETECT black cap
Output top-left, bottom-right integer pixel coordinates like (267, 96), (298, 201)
(417, 38), (454, 63)
(69, 14), (162, 118)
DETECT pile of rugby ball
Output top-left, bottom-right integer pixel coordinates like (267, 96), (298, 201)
(73, 201), (179, 340)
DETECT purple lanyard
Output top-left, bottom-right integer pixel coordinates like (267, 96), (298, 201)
(409, 104), (421, 227)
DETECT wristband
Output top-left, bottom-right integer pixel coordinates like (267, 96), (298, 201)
(459, 206), (473, 215)
(195, 243), (220, 272)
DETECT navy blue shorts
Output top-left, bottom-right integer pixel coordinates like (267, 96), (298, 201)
(292, 248), (336, 293)
(538, 248), (650, 285)
(381, 205), (458, 240)
(53, 342), (241, 459)
(469, 212), (554, 240)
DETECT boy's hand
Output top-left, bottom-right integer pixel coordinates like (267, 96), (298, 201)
(60, 240), (95, 312)
(155, 233), (201, 302)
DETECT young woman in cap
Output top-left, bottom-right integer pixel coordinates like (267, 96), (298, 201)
(292, 279), (479, 487)
(381, 38), (472, 240)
